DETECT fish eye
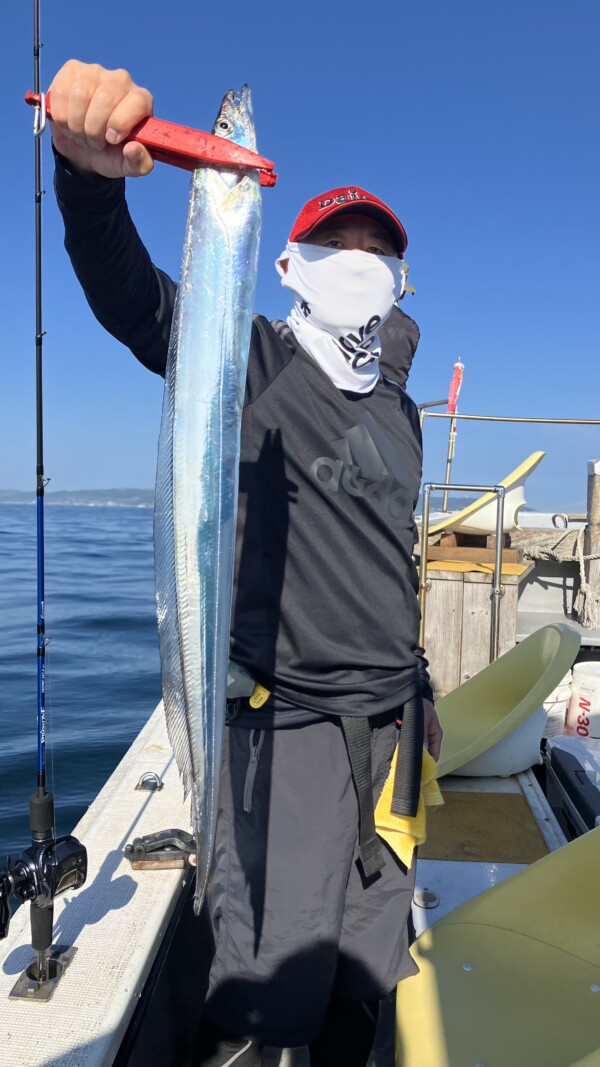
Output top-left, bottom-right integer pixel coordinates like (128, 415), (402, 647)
(218, 119), (234, 135)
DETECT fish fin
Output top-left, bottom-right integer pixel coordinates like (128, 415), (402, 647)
(154, 337), (195, 795)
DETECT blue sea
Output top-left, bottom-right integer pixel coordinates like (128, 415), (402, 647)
(0, 504), (161, 861)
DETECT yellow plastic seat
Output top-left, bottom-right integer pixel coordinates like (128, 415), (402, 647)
(396, 826), (600, 1066)
(427, 450), (545, 536)
(570, 1053), (600, 1067)
(434, 623), (581, 778)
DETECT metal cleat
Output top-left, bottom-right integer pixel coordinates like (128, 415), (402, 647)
(124, 829), (195, 870)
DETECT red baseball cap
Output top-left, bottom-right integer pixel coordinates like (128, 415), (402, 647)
(289, 186), (408, 256)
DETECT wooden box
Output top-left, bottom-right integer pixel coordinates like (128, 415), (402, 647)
(423, 564), (534, 699)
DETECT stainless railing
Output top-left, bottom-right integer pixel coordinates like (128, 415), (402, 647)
(418, 410), (600, 659)
(421, 412), (600, 427)
(421, 411), (600, 508)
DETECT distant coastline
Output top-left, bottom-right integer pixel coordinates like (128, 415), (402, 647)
(0, 489), (584, 512)
(0, 489), (154, 508)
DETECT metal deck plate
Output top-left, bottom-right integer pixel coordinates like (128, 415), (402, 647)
(9, 946), (77, 1002)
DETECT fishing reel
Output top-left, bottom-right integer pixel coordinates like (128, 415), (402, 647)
(0, 833), (87, 941)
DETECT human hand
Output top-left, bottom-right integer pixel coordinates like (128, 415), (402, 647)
(48, 60), (154, 179)
(423, 698), (443, 762)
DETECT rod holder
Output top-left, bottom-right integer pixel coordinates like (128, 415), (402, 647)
(9, 945), (77, 1002)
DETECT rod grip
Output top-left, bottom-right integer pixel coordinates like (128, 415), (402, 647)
(29, 791), (54, 838)
(30, 901), (53, 952)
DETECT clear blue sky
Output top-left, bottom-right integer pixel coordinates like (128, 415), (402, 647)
(3, 0), (599, 508)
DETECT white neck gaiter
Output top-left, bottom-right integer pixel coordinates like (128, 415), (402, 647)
(276, 242), (406, 393)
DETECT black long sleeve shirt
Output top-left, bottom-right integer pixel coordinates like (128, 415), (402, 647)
(54, 153), (433, 718)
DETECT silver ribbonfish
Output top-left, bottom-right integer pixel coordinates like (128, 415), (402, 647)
(154, 87), (262, 912)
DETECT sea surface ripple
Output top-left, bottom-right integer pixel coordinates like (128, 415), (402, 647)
(0, 503), (161, 859)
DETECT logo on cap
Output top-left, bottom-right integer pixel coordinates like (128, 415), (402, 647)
(318, 190), (367, 211)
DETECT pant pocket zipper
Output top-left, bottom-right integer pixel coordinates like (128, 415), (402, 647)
(243, 729), (265, 813)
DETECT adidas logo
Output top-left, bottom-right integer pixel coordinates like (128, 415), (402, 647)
(309, 415), (410, 520)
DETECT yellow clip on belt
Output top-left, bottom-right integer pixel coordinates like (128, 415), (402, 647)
(249, 683), (271, 709)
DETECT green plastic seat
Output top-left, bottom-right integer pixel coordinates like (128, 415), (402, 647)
(434, 623), (581, 778)
(396, 826), (600, 1066)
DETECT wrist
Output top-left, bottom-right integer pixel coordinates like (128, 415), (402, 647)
(53, 144), (125, 214)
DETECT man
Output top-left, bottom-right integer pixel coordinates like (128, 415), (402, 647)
(49, 61), (442, 1067)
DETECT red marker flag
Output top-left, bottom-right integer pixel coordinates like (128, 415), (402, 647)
(447, 360), (464, 414)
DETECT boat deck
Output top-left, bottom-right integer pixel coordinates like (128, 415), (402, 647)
(413, 769), (566, 938)
(0, 703), (190, 1067)
(124, 764), (568, 1067)
(0, 709), (569, 1067)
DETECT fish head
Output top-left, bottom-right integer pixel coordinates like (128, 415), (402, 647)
(212, 86), (257, 153)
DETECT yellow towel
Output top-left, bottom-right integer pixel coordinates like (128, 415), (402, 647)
(375, 747), (444, 868)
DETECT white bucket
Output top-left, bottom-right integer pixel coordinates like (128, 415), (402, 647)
(566, 662), (600, 740)
(542, 671), (572, 738)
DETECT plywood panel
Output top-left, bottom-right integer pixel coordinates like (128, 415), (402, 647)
(424, 575), (463, 698)
(460, 579), (492, 683)
(499, 583), (518, 656)
(420, 791), (549, 863)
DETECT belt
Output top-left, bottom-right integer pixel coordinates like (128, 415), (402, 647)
(340, 694), (424, 880)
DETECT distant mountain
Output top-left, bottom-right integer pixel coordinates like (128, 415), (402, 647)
(0, 488), (575, 514)
(1, 489), (481, 511)
(416, 493), (491, 514)
(0, 489), (154, 508)
(416, 492), (582, 515)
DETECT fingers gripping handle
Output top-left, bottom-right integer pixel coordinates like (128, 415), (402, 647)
(25, 91), (277, 186)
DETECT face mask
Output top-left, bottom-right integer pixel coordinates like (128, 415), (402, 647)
(276, 242), (406, 393)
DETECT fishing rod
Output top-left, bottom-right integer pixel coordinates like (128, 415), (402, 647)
(0, 0), (87, 997)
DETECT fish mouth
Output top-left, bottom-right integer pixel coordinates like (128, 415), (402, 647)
(220, 85), (253, 120)
(223, 85), (252, 111)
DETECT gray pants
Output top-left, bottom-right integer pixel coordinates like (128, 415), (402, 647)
(204, 715), (417, 1048)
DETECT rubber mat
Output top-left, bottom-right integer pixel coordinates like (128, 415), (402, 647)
(419, 790), (549, 863)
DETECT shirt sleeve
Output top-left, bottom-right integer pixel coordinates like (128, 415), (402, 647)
(53, 148), (175, 377)
(378, 305), (421, 387)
